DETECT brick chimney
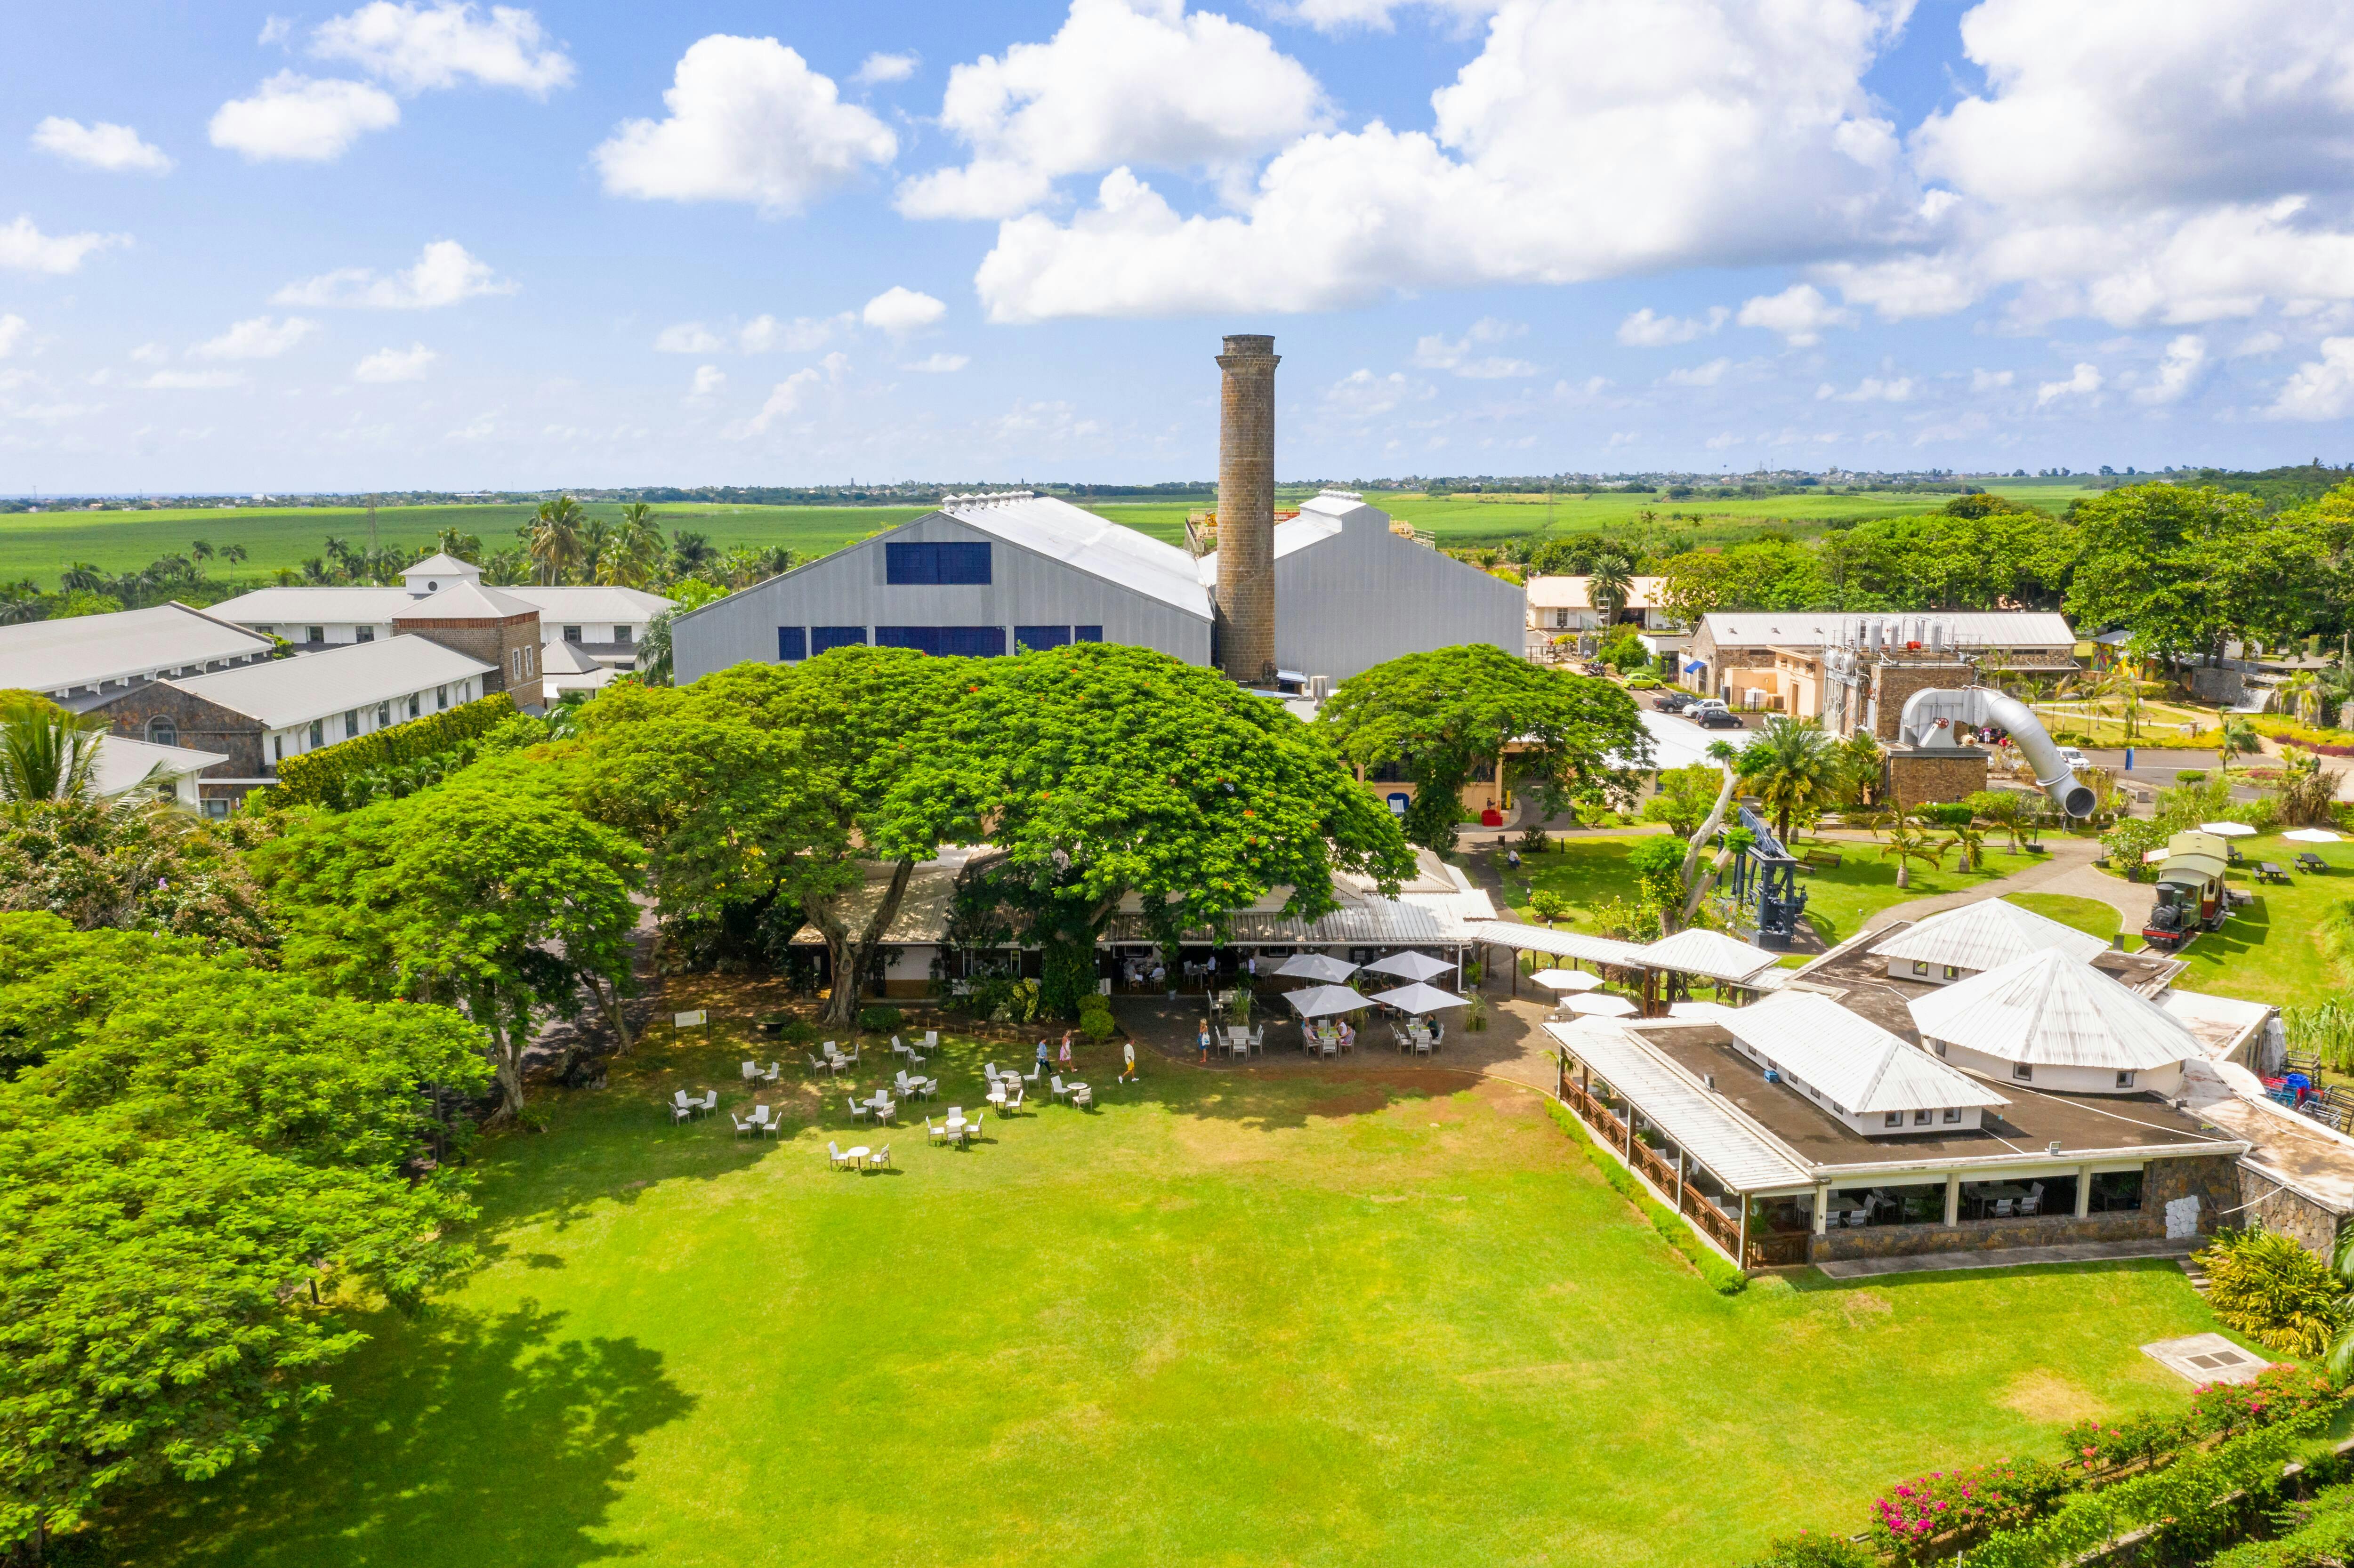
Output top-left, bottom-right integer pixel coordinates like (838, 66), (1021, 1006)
(1215, 333), (1278, 685)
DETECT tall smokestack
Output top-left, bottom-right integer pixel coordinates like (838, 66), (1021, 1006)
(1215, 333), (1278, 685)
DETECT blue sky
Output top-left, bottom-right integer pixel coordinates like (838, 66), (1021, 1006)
(7, 0), (2354, 491)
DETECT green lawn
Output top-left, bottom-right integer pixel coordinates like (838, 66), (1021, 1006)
(2101, 831), (2354, 1010)
(2004, 893), (2124, 941)
(1503, 834), (2050, 952)
(0, 502), (927, 588)
(87, 1020), (2227, 1568)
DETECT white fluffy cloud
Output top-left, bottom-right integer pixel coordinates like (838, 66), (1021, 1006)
(1616, 306), (1725, 346)
(896, 0), (1328, 221)
(274, 240), (513, 308)
(1322, 368), (1425, 417)
(2035, 362), (2102, 406)
(311, 2), (574, 95)
(0, 215), (122, 275)
(142, 369), (244, 390)
(740, 312), (852, 352)
(689, 364), (726, 398)
(354, 343), (437, 381)
(734, 366), (824, 437)
(31, 118), (173, 175)
(1816, 374), (1911, 402)
(210, 73), (400, 161)
(967, 0), (1907, 321)
(2133, 333), (2207, 404)
(595, 36), (897, 216)
(1410, 317), (1536, 376)
(1283, 0), (1502, 34)
(905, 352), (970, 372)
(192, 315), (317, 360)
(1737, 283), (1857, 346)
(862, 286), (947, 336)
(854, 51), (919, 84)
(1661, 357), (1732, 387)
(1970, 368), (2014, 391)
(654, 322), (725, 354)
(0, 316), (26, 358)
(2270, 338), (2354, 420)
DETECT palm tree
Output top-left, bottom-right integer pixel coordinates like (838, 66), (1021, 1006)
(432, 527), (483, 563)
(1589, 553), (1634, 627)
(1836, 728), (1884, 807)
(577, 518), (614, 585)
(669, 530), (717, 578)
(0, 696), (106, 813)
(1742, 716), (1838, 843)
(2281, 671), (2322, 729)
(2217, 714), (2261, 777)
(528, 496), (588, 585)
(1944, 820), (1988, 871)
(220, 543), (248, 566)
(1879, 815), (1947, 890)
(599, 504), (666, 588)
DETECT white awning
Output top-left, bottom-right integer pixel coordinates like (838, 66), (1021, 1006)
(1464, 921), (1650, 966)
(1635, 928), (1783, 984)
(1549, 1021), (1812, 1192)
(1286, 985), (1373, 1018)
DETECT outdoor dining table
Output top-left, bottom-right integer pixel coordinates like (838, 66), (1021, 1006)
(844, 1144), (871, 1166)
(864, 1092), (895, 1121)
(2258, 861), (2291, 884)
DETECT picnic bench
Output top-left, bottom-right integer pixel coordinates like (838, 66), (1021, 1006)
(1797, 848), (1843, 873)
(2256, 861), (2291, 885)
(2297, 852), (2330, 875)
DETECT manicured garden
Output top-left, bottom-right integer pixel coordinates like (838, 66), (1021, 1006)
(89, 1021), (2244, 1568)
(2101, 829), (2354, 1011)
(1499, 832), (2054, 953)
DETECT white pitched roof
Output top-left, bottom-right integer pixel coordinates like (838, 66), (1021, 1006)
(163, 635), (494, 729)
(1548, 1019), (1813, 1190)
(538, 636), (606, 675)
(403, 552), (481, 581)
(397, 580), (538, 619)
(1868, 898), (2111, 972)
(1635, 928), (1783, 983)
(204, 581), (674, 627)
(90, 732), (228, 793)
(1463, 919), (1652, 967)
(943, 494), (1209, 617)
(1722, 991), (2010, 1114)
(1699, 611), (2076, 649)
(501, 585), (673, 623)
(0, 603), (273, 693)
(1910, 948), (2200, 1071)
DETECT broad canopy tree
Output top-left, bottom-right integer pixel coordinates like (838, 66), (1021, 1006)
(1316, 643), (1652, 852)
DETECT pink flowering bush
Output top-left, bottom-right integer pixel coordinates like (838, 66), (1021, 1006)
(2185, 1363), (2338, 1440)
(1868, 1461), (2072, 1563)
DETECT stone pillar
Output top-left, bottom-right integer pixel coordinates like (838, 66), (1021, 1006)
(1214, 333), (1278, 685)
(1943, 1172), (1960, 1227)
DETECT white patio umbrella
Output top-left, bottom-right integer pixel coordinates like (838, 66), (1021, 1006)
(1370, 981), (1470, 1015)
(1362, 950), (1456, 983)
(2199, 821), (2257, 837)
(1528, 968), (1603, 993)
(1275, 953), (1359, 982)
(2285, 828), (2344, 844)
(1563, 992), (1639, 1018)
(1285, 984), (1372, 1018)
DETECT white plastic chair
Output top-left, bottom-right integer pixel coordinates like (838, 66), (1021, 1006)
(695, 1090), (717, 1117)
(1071, 1084), (1094, 1110)
(1005, 1086), (1024, 1112)
(927, 1118), (948, 1145)
(866, 1143), (891, 1170)
(1050, 1074), (1069, 1103)
(760, 1061), (782, 1082)
(757, 1108), (783, 1139)
(875, 1097), (897, 1124)
(964, 1112), (983, 1143)
(1023, 1061), (1042, 1086)
(670, 1091), (694, 1125)
(729, 1112), (755, 1138)
(924, 1030), (939, 1050)
(892, 1035), (909, 1058)
(849, 1097), (870, 1124)
(828, 1141), (853, 1170)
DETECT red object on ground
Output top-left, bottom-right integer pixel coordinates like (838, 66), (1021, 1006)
(1480, 809), (1504, 827)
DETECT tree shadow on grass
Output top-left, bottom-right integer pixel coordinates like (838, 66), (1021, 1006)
(85, 1303), (693, 1568)
(1781, 1256), (2193, 1294)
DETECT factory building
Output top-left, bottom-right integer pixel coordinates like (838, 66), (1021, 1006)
(671, 332), (1526, 689)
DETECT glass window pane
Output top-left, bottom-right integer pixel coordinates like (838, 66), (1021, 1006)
(777, 627), (808, 662)
(1015, 625), (1071, 651)
(811, 626), (866, 655)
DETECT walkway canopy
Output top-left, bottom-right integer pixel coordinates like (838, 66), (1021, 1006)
(1464, 920), (1649, 968)
(1633, 929), (1782, 985)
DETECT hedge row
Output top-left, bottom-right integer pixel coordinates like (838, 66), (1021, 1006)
(270, 692), (516, 805)
(1545, 1099), (1748, 1295)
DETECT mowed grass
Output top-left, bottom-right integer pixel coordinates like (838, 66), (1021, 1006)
(2004, 893), (2125, 941)
(1499, 832), (2051, 952)
(85, 1021), (2226, 1568)
(2103, 830), (2354, 1009)
(0, 502), (927, 587)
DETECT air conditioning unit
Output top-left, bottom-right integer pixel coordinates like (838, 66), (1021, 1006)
(1308, 674), (1332, 701)
(1763, 1068), (1781, 1084)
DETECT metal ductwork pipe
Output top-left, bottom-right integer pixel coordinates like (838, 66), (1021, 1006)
(1898, 683), (2096, 818)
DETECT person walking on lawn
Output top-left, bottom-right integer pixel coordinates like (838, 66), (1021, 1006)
(1120, 1042), (1138, 1083)
(1036, 1037), (1051, 1078)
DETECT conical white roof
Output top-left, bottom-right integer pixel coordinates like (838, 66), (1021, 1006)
(1724, 991), (2009, 1114)
(404, 551), (481, 579)
(1868, 897), (2110, 972)
(1909, 948), (2197, 1071)
(1635, 927), (1780, 983)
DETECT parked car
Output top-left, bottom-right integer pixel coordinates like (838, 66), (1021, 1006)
(1695, 706), (1745, 729)
(1654, 692), (1694, 713)
(2056, 745), (2092, 771)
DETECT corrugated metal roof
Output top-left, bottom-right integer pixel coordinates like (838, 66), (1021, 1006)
(944, 494), (1209, 617)
(396, 580), (537, 619)
(1101, 897), (1465, 947)
(1636, 928), (1783, 983)
(503, 586), (675, 622)
(1910, 948), (2199, 1070)
(0, 602), (274, 693)
(207, 583), (676, 628)
(1722, 991), (2010, 1114)
(1548, 1020), (1813, 1191)
(164, 634), (495, 729)
(89, 732), (227, 793)
(1699, 611), (2076, 648)
(1867, 897), (2111, 971)
(1463, 920), (1651, 966)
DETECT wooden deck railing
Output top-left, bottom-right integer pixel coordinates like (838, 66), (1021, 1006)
(1560, 1073), (1750, 1265)
(1744, 1230), (1809, 1268)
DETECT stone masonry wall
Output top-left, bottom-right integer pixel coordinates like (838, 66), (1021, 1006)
(390, 614), (543, 708)
(95, 686), (264, 779)
(1808, 1154), (2241, 1262)
(1886, 747), (1989, 811)
(2236, 1164), (2346, 1260)
(1870, 660), (1977, 741)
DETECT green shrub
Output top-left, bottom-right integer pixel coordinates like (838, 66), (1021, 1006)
(2100, 817), (2169, 880)
(778, 1020), (816, 1046)
(1077, 998), (1118, 1042)
(2196, 1228), (2353, 1359)
(2209, 1480), (2354, 1568)
(1544, 1101), (1746, 1295)
(269, 692), (517, 808)
(857, 1004), (903, 1033)
(1745, 1535), (1873, 1568)
(1916, 802), (1974, 828)
(2176, 769), (2209, 784)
